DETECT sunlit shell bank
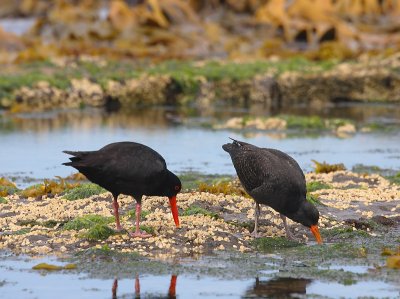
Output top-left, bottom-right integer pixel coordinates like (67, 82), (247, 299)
(0, 171), (399, 258)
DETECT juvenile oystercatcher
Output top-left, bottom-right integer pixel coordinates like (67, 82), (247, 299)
(223, 138), (322, 243)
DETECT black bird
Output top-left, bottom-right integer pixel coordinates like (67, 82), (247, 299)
(63, 141), (181, 238)
(222, 138), (322, 243)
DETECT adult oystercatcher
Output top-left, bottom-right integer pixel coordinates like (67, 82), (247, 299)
(63, 141), (181, 238)
(222, 138), (322, 244)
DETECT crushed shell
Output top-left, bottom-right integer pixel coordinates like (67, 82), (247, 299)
(0, 171), (399, 257)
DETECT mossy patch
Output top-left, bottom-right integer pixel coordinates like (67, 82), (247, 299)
(183, 205), (219, 220)
(306, 181), (332, 192)
(322, 227), (370, 240)
(84, 224), (114, 241)
(64, 215), (114, 231)
(280, 115), (325, 130)
(227, 220), (254, 233)
(251, 237), (303, 252)
(312, 160), (346, 174)
(306, 193), (324, 206)
(138, 225), (155, 235)
(325, 118), (354, 129)
(386, 172), (400, 185)
(0, 197), (7, 204)
(63, 183), (106, 200)
(16, 219), (62, 228)
(13, 228), (31, 235)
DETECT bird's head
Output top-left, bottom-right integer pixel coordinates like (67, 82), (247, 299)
(291, 201), (322, 244)
(166, 171), (181, 228)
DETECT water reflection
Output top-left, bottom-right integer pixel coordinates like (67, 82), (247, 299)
(243, 277), (312, 298)
(1, 105), (400, 184)
(112, 275), (177, 299)
(1, 103), (400, 134)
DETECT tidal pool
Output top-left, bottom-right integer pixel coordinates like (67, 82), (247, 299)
(1, 254), (399, 299)
(1, 106), (399, 187)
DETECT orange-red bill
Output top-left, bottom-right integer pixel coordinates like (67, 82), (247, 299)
(169, 196), (180, 228)
(310, 225), (323, 244)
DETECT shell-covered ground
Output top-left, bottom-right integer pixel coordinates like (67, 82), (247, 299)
(0, 171), (399, 258)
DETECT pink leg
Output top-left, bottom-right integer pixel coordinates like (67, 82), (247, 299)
(129, 203), (152, 238)
(113, 196), (124, 231)
(135, 275), (140, 297)
(112, 279), (118, 299)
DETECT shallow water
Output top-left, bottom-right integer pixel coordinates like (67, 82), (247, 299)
(0, 106), (400, 187)
(1, 255), (399, 299)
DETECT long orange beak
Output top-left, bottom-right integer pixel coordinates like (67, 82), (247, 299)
(310, 225), (322, 244)
(169, 196), (180, 228)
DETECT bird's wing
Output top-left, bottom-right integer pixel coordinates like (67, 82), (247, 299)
(100, 145), (167, 182)
(232, 148), (271, 193)
(262, 148), (305, 180)
(67, 143), (168, 183)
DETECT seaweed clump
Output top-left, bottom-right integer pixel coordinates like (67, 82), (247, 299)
(198, 181), (249, 198)
(32, 263), (77, 271)
(20, 177), (79, 198)
(0, 177), (19, 196)
(312, 160), (346, 174)
(84, 224), (115, 241)
(64, 214), (113, 231)
(63, 183), (106, 200)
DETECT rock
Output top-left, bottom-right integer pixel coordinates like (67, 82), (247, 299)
(336, 123), (356, 137)
(371, 215), (396, 226)
(68, 78), (105, 107)
(105, 75), (181, 106)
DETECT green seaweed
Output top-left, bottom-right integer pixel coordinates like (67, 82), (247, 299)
(139, 225), (155, 235)
(16, 219), (63, 228)
(386, 172), (400, 185)
(322, 227), (370, 240)
(280, 115), (325, 130)
(84, 224), (114, 241)
(13, 228), (31, 235)
(63, 183), (106, 200)
(306, 181), (332, 192)
(183, 205), (219, 219)
(64, 215), (114, 231)
(251, 237), (303, 252)
(306, 193), (324, 206)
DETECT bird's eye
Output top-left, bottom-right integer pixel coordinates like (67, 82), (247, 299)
(175, 185), (180, 191)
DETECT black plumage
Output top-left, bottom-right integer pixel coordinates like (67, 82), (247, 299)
(223, 138), (322, 243)
(63, 141), (181, 238)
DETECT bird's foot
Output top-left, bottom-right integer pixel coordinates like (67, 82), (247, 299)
(250, 230), (260, 238)
(115, 226), (126, 233)
(129, 231), (152, 238)
(285, 231), (297, 241)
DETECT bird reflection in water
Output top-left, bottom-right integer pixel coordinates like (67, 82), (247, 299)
(244, 277), (312, 298)
(112, 275), (177, 299)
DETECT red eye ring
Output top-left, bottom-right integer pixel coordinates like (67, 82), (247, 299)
(175, 185), (180, 191)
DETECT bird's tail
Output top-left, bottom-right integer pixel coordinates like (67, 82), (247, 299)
(62, 150), (89, 166)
